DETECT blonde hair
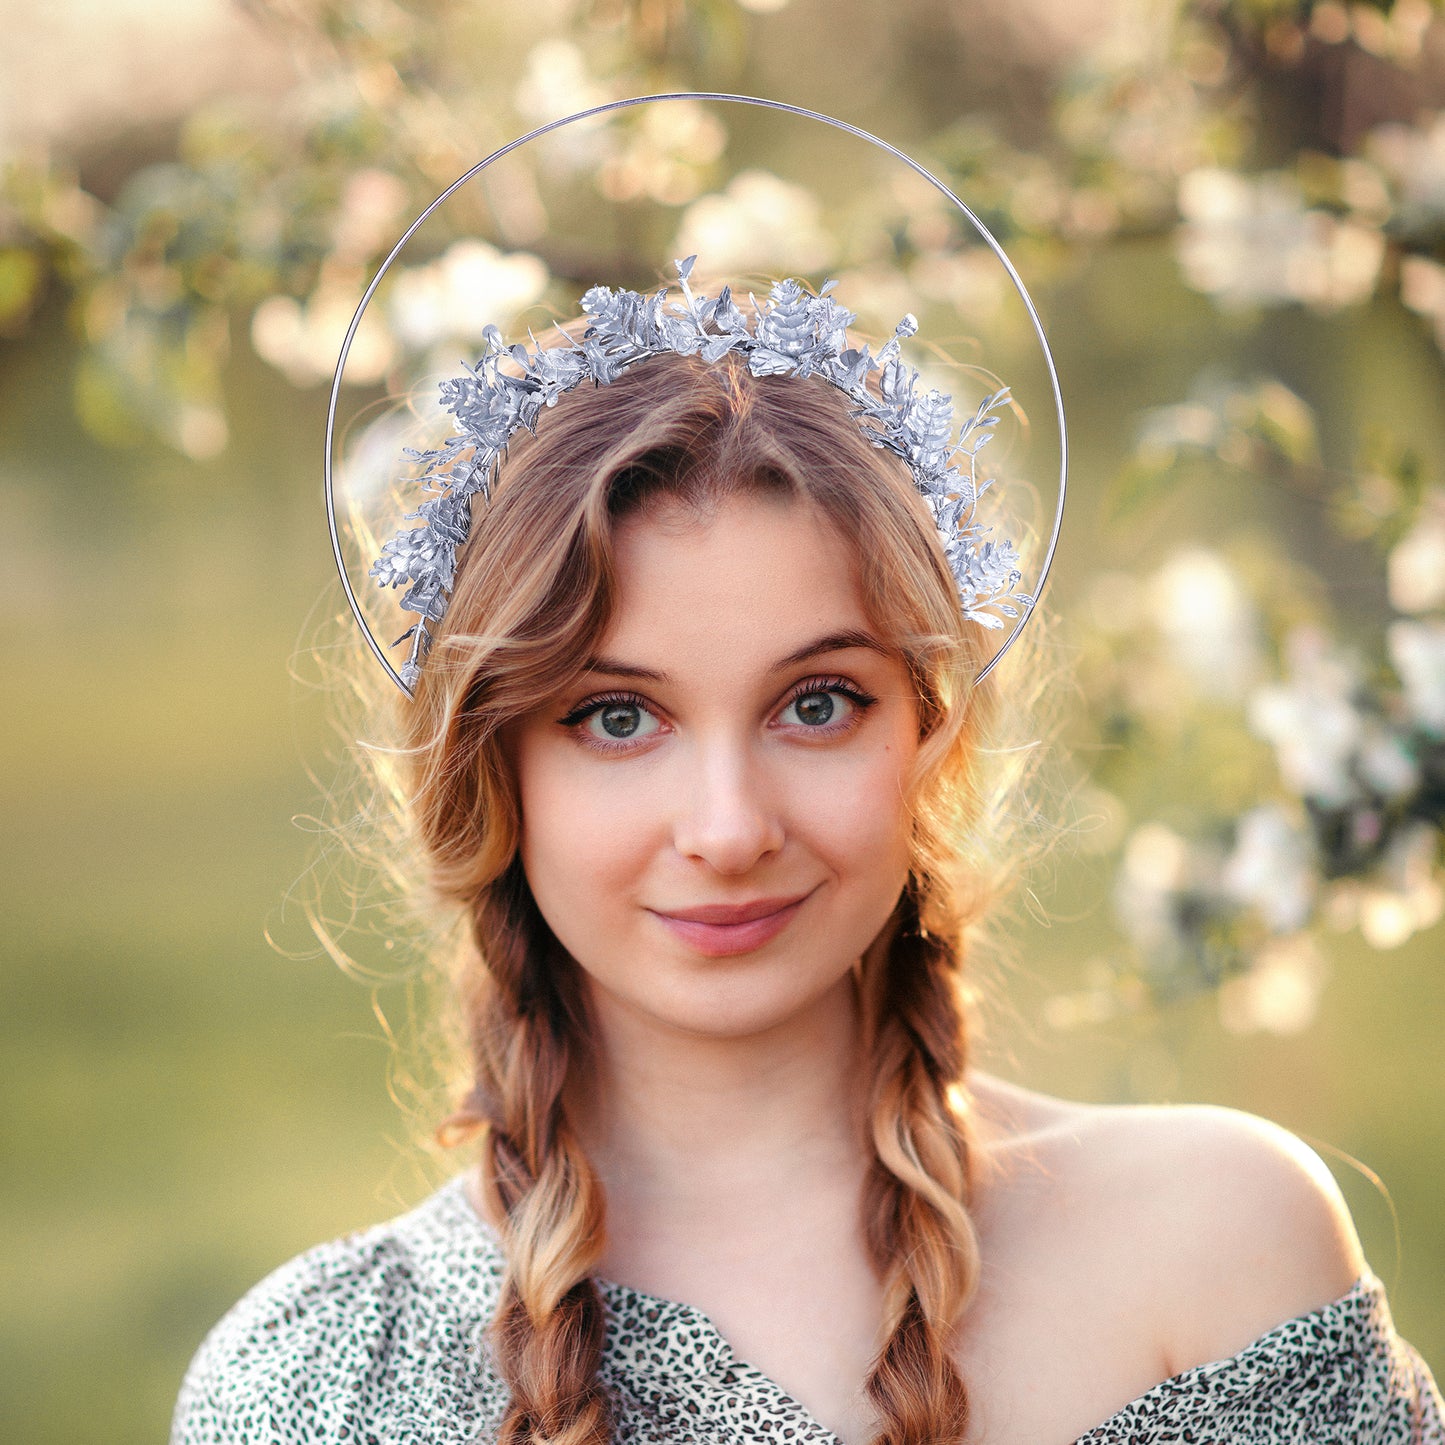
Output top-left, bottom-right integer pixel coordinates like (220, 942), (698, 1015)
(373, 340), (1023, 1444)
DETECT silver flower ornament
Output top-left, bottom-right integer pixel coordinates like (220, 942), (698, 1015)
(370, 255), (1031, 687)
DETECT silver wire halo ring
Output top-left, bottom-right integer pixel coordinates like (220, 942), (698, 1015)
(325, 92), (1068, 696)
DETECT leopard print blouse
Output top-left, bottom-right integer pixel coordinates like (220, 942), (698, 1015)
(173, 1173), (1443, 1443)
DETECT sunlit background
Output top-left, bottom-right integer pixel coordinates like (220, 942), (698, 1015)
(1, 2), (1442, 1441)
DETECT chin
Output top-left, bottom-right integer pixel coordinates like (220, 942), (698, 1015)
(598, 957), (859, 1043)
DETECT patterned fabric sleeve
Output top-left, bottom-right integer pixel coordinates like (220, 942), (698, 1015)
(171, 1246), (368, 1444)
(169, 1222), (505, 1445)
(1396, 1334), (1445, 1443)
(1076, 1274), (1443, 1444)
(1328, 1277), (1443, 1442)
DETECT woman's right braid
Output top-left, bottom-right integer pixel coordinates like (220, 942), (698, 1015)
(462, 870), (613, 1445)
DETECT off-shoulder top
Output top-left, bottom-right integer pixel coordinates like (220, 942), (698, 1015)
(172, 1173), (1443, 1443)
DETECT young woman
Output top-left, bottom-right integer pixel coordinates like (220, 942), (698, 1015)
(173, 270), (1443, 1444)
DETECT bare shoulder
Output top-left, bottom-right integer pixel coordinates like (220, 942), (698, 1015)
(1141, 1101), (1364, 1369)
(966, 1074), (1367, 1372)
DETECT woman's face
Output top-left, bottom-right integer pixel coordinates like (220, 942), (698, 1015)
(509, 490), (922, 1043)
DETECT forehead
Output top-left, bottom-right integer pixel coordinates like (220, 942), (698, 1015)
(604, 493), (870, 663)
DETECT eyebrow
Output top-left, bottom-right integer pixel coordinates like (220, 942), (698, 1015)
(582, 629), (890, 683)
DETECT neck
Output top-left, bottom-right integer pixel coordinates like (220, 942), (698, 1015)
(573, 971), (870, 1207)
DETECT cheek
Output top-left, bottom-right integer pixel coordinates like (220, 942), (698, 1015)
(789, 728), (918, 878)
(514, 744), (663, 907)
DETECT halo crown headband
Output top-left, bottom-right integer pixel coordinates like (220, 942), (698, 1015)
(370, 256), (1029, 689)
(325, 93), (1068, 697)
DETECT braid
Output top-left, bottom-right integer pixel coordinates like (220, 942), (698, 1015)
(860, 885), (980, 1445)
(451, 863), (613, 1445)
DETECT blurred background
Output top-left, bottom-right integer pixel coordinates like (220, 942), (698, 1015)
(1, 1), (1442, 1440)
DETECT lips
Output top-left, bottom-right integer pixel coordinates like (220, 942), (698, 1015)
(648, 889), (815, 957)
(658, 894), (811, 925)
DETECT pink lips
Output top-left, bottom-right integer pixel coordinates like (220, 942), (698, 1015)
(649, 890), (815, 957)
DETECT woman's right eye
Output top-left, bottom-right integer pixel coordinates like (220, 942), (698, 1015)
(589, 701), (659, 740)
(559, 694), (663, 747)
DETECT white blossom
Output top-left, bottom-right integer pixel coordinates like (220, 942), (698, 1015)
(1221, 805), (1315, 933)
(1114, 822), (1193, 953)
(1388, 489), (1445, 613)
(1388, 618), (1445, 736)
(513, 40), (608, 126)
(597, 100), (727, 207)
(252, 281), (394, 386)
(1149, 547), (1259, 697)
(1368, 111), (1445, 225)
(1248, 628), (1364, 806)
(1399, 255), (1445, 352)
(1358, 824), (1445, 949)
(389, 242), (549, 351)
(674, 171), (832, 274)
(1219, 935), (1328, 1035)
(1356, 725), (1419, 798)
(1176, 168), (1384, 311)
(330, 169), (409, 265)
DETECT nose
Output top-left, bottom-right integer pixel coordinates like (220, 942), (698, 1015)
(671, 740), (785, 874)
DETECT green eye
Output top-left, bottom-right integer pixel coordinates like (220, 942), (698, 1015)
(792, 691), (835, 726)
(583, 700), (660, 742)
(781, 688), (857, 728)
(599, 704), (642, 737)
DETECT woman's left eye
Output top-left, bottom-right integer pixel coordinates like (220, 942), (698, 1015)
(778, 683), (871, 730)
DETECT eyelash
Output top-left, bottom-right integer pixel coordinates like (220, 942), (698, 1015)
(778, 675), (877, 733)
(557, 676), (878, 752)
